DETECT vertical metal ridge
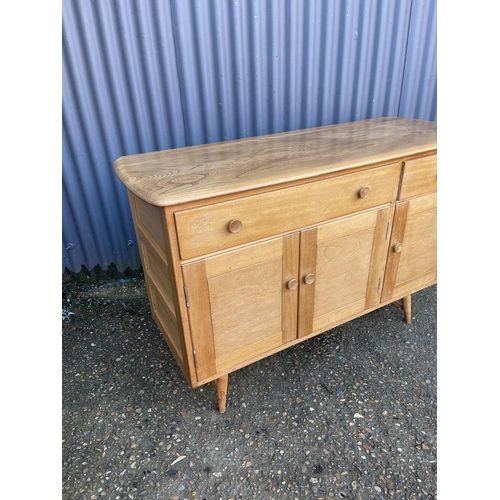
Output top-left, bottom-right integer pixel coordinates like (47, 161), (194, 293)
(399, 0), (437, 120)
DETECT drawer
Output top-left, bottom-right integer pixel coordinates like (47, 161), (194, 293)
(399, 154), (437, 200)
(175, 163), (399, 260)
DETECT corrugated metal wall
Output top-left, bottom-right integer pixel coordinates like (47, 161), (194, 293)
(62, 0), (437, 274)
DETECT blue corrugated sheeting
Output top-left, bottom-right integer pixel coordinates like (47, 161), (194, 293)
(62, 0), (437, 274)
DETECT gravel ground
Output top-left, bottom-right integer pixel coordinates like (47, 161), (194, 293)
(62, 273), (437, 500)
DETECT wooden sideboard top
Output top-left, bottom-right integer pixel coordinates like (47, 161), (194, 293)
(114, 116), (437, 207)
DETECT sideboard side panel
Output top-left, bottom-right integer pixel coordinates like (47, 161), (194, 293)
(128, 192), (190, 380)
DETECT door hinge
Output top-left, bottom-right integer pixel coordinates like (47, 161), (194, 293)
(183, 285), (190, 308)
(385, 222), (390, 241)
(192, 350), (198, 368)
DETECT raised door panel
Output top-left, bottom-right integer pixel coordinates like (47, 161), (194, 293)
(299, 207), (392, 337)
(382, 193), (437, 301)
(182, 234), (299, 383)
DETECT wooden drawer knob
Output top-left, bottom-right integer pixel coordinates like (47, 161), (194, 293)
(358, 186), (370, 199)
(393, 242), (403, 253)
(286, 279), (298, 290)
(304, 273), (316, 285)
(227, 219), (243, 233)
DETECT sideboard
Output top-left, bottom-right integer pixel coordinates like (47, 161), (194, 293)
(114, 117), (437, 413)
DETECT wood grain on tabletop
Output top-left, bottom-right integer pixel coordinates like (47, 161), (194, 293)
(114, 117), (437, 207)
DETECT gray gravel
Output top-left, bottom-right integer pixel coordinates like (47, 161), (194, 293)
(62, 273), (436, 499)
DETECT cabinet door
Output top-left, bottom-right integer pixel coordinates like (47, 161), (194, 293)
(182, 234), (299, 382)
(298, 207), (392, 337)
(382, 193), (437, 302)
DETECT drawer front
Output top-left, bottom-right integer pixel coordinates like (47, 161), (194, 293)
(175, 163), (399, 260)
(399, 154), (437, 200)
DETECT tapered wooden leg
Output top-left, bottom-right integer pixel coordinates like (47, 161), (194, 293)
(402, 295), (412, 324)
(210, 375), (229, 413)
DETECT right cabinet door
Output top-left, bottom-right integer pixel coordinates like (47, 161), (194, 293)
(381, 192), (437, 302)
(298, 206), (392, 338)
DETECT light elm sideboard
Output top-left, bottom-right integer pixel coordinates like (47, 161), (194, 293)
(114, 117), (437, 413)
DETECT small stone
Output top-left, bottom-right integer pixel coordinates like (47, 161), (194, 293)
(354, 413), (364, 419)
(351, 481), (357, 490)
(374, 486), (381, 492)
(422, 443), (429, 450)
(170, 455), (186, 466)
(309, 477), (318, 484)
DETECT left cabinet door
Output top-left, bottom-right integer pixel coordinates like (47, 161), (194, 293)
(182, 234), (300, 383)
